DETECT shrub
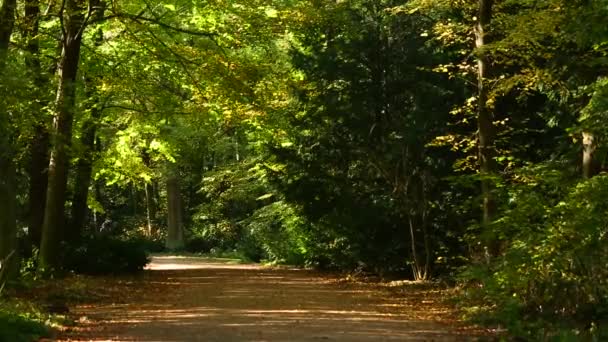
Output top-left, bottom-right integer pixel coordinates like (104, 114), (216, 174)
(119, 226), (167, 253)
(0, 309), (49, 342)
(460, 171), (608, 340)
(241, 201), (308, 265)
(62, 237), (150, 275)
(123, 236), (165, 254)
(184, 237), (213, 254)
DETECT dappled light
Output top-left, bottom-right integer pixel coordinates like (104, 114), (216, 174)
(2, 0), (606, 339)
(59, 256), (481, 341)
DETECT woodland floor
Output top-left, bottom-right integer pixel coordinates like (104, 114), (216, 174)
(54, 256), (492, 341)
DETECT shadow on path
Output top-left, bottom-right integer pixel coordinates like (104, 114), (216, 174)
(60, 256), (480, 341)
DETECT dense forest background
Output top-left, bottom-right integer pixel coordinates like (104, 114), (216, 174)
(1, 0), (607, 339)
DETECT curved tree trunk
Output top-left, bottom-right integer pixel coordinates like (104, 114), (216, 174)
(39, 0), (86, 271)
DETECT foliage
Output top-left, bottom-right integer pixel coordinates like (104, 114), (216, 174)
(188, 159), (309, 265)
(240, 201), (308, 265)
(119, 228), (166, 254)
(1, 0), (607, 339)
(62, 237), (150, 275)
(460, 171), (608, 339)
(266, 0), (466, 275)
(0, 306), (50, 342)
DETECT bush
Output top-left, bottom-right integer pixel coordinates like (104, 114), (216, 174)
(184, 237), (213, 254)
(118, 226), (167, 253)
(241, 201), (308, 265)
(124, 236), (165, 254)
(460, 171), (608, 340)
(0, 309), (49, 342)
(62, 237), (150, 275)
(186, 222), (241, 253)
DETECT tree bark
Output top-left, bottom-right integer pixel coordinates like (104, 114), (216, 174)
(474, 0), (498, 256)
(144, 183), (156, 236)
(70, 1), (105, 241)
(70, 110), (97, 240)
(27, 126), (49, 247)
(0, 0), (16, 56)
(165, 174), (184, 250)
(38, 0), (86, 271)
(409, 216), (423, 280)
(0, 140), (17, 282)
(142, 151), (156, 236)
(582, 131), (597, 179)
(0, 0), (19, 281)
(23, 0), (51, 248)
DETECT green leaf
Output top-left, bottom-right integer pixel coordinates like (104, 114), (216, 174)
(256, 193), (274, 201)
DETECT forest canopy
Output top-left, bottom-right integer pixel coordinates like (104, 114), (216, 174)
(1, 0), (607, 339)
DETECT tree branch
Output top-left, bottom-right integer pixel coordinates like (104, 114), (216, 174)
(96, 11), (216, 38)
(58, 0), (66, 38)
(43, 0), (56, 16)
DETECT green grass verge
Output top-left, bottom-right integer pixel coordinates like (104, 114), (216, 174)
(151, 251), (251, 264)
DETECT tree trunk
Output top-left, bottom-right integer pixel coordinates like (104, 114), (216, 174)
(474, 0), (498, 257)
(144, 183), (156, 236)
(421, 172), (431, 280)
(582, 131), (597, 179)
(93, 160), (102, 232)
(0, 0), (18, 281)
(0, 141), (17, 283)
(24, 0), (50, 248)
(0, 0), (16, 56)
(141, 151), (157, 236)
(165, 174), (184, 250)
(70, 114), (97, 241)
(409, 216), (423, 280)
(27, 126), (49, 247)
(70, 2), (104, 240)
(38, 0), (86, 271)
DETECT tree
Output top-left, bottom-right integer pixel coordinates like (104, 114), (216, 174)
(39, 0), (88, 271)
(24, 0), (50, 247)
(474, 0), (498, 257)
(165, 172), (184, 250)
(0, 0), (19, 282)
(69, 0), (105, 241)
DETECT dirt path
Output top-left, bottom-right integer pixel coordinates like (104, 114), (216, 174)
(59, 256), (484, 341)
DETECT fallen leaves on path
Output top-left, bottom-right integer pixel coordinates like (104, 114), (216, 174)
(53, 256), (492, 341)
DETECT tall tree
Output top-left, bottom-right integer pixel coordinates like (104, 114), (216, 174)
(39, 0), (88, 271)
(142, 151), (157, 236)
(474, 0), (498, 256)
(70, 0), (105, 240)
(0, 0), (18, 280)
(165, 172), (184, 250)
(24, 0), (50, 247)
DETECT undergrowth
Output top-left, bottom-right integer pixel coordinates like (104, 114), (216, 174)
(0, 301), (51, 342)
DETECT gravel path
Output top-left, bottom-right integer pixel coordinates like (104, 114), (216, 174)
(59, 256), (481, 341)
